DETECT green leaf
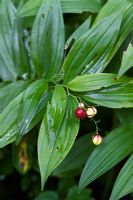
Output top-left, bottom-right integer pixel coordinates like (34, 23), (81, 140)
(108, 4), (133, 72)
(63, 12), (123, 84)
(31, 0), (64, 79)
(95, 0), (130, 23)
(79, 124), (133, 192)
(17, 0), (102, 17)
(61, 0), (102, 13)
(118, 43), (133, 77)
(115, 108), (133, 124)
(110, 154), (133, 200)
(38, 86), (67, 188)
(38, 87), (79, 189)
(0, 82), (9, 88)
(0, 80), (31, 113)
(0, 80), (50, 147)
(83, 0), (133, 74)
(66, 186), (94, 200)
(11, 18), (31, 77)
(67, 73), (132, 92)
(0, 0), (18, 80)
(54, 133), (94, 175)
(34, 191), (59, 200)
(0, 93), (23, 147)
(65, 16), (91, 50)
(81, 82), (133, 108)
(12, 0), (22, 7)
(0, 0), (30, 80)
(16, 80), (49, 143)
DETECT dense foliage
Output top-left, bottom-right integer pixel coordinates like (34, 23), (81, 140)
(0, 0), (133, 199)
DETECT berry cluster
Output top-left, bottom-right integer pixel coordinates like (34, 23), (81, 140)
(75, 103), (103, 145)
(75, 103), (97, 119)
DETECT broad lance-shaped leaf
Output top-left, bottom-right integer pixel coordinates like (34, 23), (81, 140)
(0, 80), (31, 113)
(110, 154), (133, 200)
(17, 0), (102, 17)
(63, 12), (123, 84)
(65, 16), (91, 50)
(0, 81), (50, 148)
(103, 4), (133, 75)
(78, 124), (133, 192)
(0, 0), (31, 81)
(0, 0), (17, 81)
(106, 5), (133, 75)
(54, 133), (94, 175)
(38, 86), (67, 189)
(38, 87), (79, 189)
(31, 0), (64, 80)
(118, 43), (133, 77)
(80, 82), (133, 108)
(16, 80), (49, 143)
(67, 73), (132, 92)
(82, 0), (133, 74)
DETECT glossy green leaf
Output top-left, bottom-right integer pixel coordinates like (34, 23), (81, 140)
(63, 12), (123, 84)
(17, 0), (102, 17)
(83, 0), (133, 74)
(95, 0), (130, 23)
(11, 18), (31, 77)
(38, 87), (79, 189)
(118, 43), (133, 77)
(108, 4), (133, 73)
(61, 0), (102, 13)
(79, 124), (133, 192)
(65, 16), (91, 50)
(0, 80), (50, 147)
(110, 154), (133, 200)
(31, 0), (64, 79)
(81, 82), (133, 108)
(0, 0), (30, 80)
(54, 133), (94, 175)
(0, 0), (18, 80)
(67, 73), (132, 92)
(16, 80), (49, 143)
(0, 80), (31, 113)
(38, 86), (67, 188)
(0, 93), (23, 147)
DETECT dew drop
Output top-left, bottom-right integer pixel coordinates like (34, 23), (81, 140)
(25, 119), (29, 124)
(22, 73), (28, 80)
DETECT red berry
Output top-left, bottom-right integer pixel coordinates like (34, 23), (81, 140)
(75, 107), (87, 119)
